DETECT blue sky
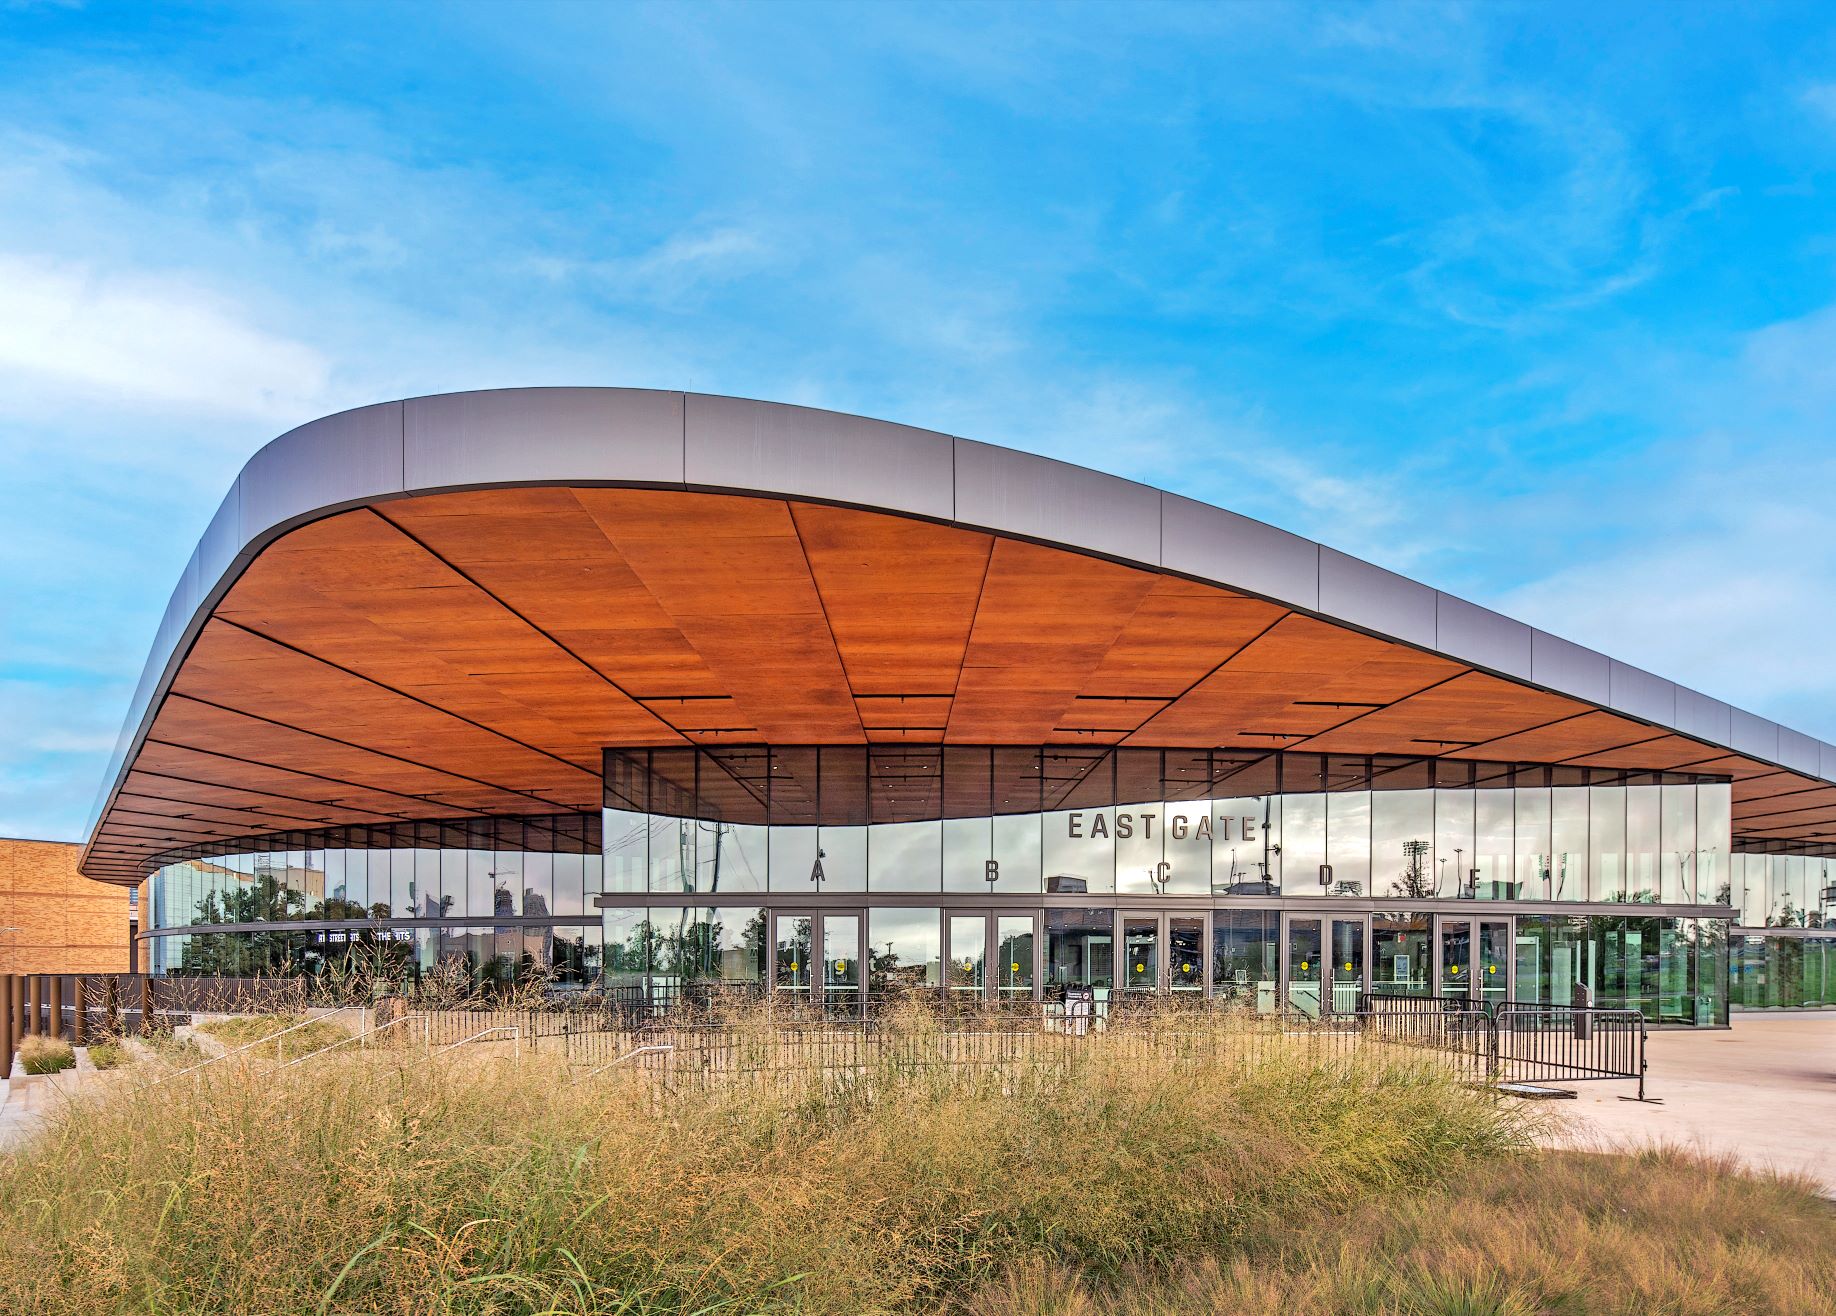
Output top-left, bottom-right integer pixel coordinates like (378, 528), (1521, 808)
(6, 2), (1836, 841)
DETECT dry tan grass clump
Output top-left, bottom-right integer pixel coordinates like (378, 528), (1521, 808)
(16, 1035), (74, 1076)
(0, 1010), (1819, 1315)
(974, 1145), (1836, 1315)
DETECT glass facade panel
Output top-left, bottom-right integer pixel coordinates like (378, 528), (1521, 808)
(1550, 786), (1588, 902)
(1661, 784), (1696, 905)
(1625, 786), (1660, 904)
(1372, 791), (1434, 899)
(1514, 786), (1551, 902)
(1046, 908), (1112, 990)
(1473, 790), (1513, 900)
(1327, 792), (1371, 896)
(1212, 910), (1276, 1010)
(868, 907), (941, 999)
(1282, 794), (1326, 895)
(1371, 911), (1429, 997)
(142, 750), (1776, 1021)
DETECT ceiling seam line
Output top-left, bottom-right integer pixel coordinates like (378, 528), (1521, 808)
(141, 736), (568, 815)
(368, 504), (688, 742)
(211, 614), (613, 782)
(163, 691), (576, 814)
(786, 502), (867, 738)
(939, 533), (999, 743)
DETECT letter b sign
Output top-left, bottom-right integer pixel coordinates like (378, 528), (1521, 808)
(985, 859), (1000, 884)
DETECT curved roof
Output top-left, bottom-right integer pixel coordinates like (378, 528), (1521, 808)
(81, 387), (1836, 880)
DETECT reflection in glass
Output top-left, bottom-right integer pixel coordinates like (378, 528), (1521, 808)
(1169, 916), (1203, 991)
(1371, 912), (1429, 998)
(1286, 918), (1322, 1018)
(1212, 911), (1276, 1010)
(996, 915), (1035, 1000)
(947, 914), (985, 999)
(870, 907), (941, 998)
(1440, 919), (1471, 999)
(1046, 908), (1112, 989)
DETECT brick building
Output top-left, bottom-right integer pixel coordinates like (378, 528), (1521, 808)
(0, 837), (134, 974)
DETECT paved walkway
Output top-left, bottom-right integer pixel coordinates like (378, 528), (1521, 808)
(1548, 1012), (1836, 1194)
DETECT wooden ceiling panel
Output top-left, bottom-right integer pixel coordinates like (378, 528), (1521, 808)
(170, 621), (601, 803)
(383, 491), (728, 705)
(947, 539), (1160, 744)
(854, 695), (952, 732)
(89, 485), (1836, 876)
(1436, 710), (1660, 764)
(152, 695), (556, 815)
(792, 503), (992, 696)
(1133, 615), (1460, 746)
(575, 490), (863, 741)
(1301, 672), (1588, 756)
(1561, 734), (1736, 771)
(219, 510), (674, 760)
(1086, 578), (1285, 697)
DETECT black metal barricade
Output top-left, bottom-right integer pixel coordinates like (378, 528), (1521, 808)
(1492, 1003), (1648, 1101)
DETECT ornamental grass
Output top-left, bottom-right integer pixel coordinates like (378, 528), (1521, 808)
(0, 1010), (1825, 1314)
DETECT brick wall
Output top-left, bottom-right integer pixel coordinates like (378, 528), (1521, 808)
(0, 837), (133, 973)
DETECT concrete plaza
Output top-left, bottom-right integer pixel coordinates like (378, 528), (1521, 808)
(1550, 1012), (1836, 1195)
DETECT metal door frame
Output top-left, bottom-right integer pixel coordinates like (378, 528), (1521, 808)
(1117, 910), (1172, 993)
(767, 909), (864, 1011)
(1432, 913), (1514, 1004)
(1279, 909), (1370, 1014)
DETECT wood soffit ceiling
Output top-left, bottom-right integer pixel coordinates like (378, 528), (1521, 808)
(82, 487), (1836, 880)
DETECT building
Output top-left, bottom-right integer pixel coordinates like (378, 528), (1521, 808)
(0, 837), (134, 974)
(81, 389), (1836, 1022)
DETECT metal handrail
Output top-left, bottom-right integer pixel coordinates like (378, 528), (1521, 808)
(277, 1012), (431, 1069)
(141, 1005), (363, 1088)
(576, 1043), (674, 1082)
(433, 1025), (521, 1059)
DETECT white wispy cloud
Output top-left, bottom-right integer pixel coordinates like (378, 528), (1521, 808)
(0, 252), (332, 419)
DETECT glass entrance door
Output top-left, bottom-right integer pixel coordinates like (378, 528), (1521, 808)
(1328, 917), (1365, 1015)
(1284, 914), (1366, 1017)
(995, 914), (1036, 1005)
(946, 913), (985, 1004)
(774, 913), (813, 1001)
(1122, 915), (1160, 991)
(1169, 916), (1204, 993)
(1478, 918), (1512, 1009)
(822, 913), (862, 1016)
(1284, 917), (1323, 1017)
(1439, 918), (1472, 1000)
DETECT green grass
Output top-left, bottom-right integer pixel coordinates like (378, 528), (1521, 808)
(0, 1012), (1827, 1315)
(85, 1041), (132, 1071)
